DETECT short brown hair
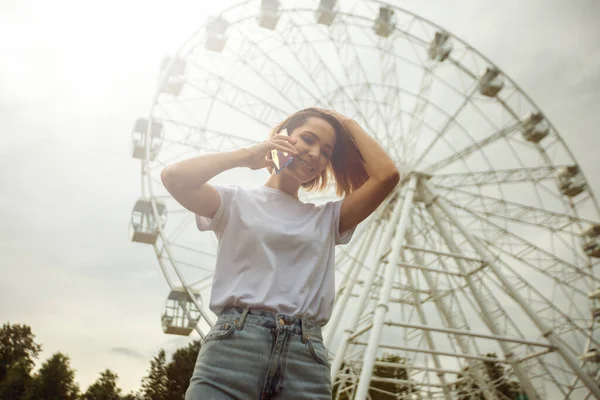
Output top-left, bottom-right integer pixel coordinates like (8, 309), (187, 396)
(267, 108), (369, 197)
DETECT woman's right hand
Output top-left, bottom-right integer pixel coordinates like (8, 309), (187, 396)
(242, 129), (299, 170)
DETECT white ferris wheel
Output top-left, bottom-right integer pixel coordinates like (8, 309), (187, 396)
(129, 1), (600, 398)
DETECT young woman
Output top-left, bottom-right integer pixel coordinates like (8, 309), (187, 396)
(161, 108), (400, 399)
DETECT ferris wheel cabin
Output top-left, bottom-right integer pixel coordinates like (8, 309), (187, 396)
(478, 67), (504, 97)
(129, 198), (167, 245)
(374, 6), (396, 38)
(556, 165), (587, 197)
(205, 16), (229, 52)
(159, 56), (187, 97)
(315, 0), (337, 25)
(581, 224), (600, 258)
(520, 111), (550, 143)
(428, 31), (453, 62)
(131, 118), (164, 161)
(162, 288), (201, 336)
(580, 348), (600, 363)
(589, 288), (600, 300)
(258, 0), (281, 30)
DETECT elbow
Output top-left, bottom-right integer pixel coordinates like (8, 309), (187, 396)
(385, 169), (401, 189)
(376, 163), (401, 187)
(161, 166), (175, 192)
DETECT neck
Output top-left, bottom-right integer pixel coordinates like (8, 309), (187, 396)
(264, 172), (301, 200)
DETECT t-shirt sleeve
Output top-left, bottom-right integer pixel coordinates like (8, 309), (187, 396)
(332, 198), (355, 245)
(195, 185), (237, 234)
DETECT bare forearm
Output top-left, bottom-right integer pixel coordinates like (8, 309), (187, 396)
(344, 120), (399, 181)
(161, 149), (249, 190)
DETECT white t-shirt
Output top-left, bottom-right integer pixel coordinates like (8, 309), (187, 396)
(195, 185), (354, 326)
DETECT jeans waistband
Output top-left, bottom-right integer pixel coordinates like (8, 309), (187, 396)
(218, 306), (324, 342)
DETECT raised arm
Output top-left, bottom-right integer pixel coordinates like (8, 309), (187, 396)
(320, 111), (400, 235)
(161, 134), (298, 218)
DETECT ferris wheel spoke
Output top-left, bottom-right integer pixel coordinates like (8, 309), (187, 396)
(437, 188), (594, 274)
(150, 107), (261, 163)
(184, 62), (289, 125)
(482, 238), (589, 299)
(440, 196), (599, 285)
(422, 186), (594, 396)
(226, 25), (326, 110)
(432, 166), (571, 187)
(425, 121), (522, 172)
(478, 240), (599, 346)
(414, 83), (479, 167)
(167, 257), (215, 274)
(378, 36), (406, 162)
(165, 243), (216, 260)
(187, 275), (213, 289)
(346, 81), (499, 172)
(390, 13), (445, 167)
(472, 274), (570, 393)
(277, 14), (385, 143)
(403, 62), (437, 166)
(435, 184), (597, 235)
(465, 206), (585, 269)
(158, 118), (261, 148)
(325, 14), (401, 160)
(477, 266), (589, 353)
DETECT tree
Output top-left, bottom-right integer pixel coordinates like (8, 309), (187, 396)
(0, 323), (42, 381)
(81, 369), (123, 400)
(369, 353), (417, 400)
(332, 354), (417, 400)
(27, 352), (79, 400)
(332, 361), (354, 400)
(140, 349), (168, 400)
(453, 353), (523, 400)
(0, 323), (42, 399)
(0, 364), (33, 400)
(165, 340), (200, 400)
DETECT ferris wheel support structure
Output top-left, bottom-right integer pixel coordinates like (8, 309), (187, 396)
(423, 179), (600, 398)
(354, 177), (421, 399)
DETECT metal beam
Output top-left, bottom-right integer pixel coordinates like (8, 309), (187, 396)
(387, 321), (553, 348)
(423, 180), (600, 399)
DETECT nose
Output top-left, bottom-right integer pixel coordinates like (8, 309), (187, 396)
(307, 144), (320, 160)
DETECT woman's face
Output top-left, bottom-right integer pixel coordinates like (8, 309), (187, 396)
(286, 117), (337, 183)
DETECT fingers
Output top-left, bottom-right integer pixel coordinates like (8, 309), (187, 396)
(270, 138), (298, 154)
(271, 142), (298, 155)
(273, 134), (297, 144)
(264, 154), (275, 168)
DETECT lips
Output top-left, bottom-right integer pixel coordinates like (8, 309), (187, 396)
(297, 158), (315, 171)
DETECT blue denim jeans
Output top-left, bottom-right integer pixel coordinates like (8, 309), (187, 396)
(185, 306), (332, 400)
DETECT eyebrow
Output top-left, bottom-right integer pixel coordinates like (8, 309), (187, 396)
(306, 131), (334, 151)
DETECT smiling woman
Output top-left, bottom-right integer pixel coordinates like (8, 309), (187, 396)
(264, 108), (370, 198)
(160, 107), (398, 399)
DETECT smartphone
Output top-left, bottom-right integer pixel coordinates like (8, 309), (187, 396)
(270, 128), (294, 174)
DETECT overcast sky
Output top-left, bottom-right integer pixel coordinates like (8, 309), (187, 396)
(1, 0), (599, 393)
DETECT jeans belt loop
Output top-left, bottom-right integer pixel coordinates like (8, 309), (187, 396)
(236, 306), (250, 330)
(300, 318), (309, 344)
